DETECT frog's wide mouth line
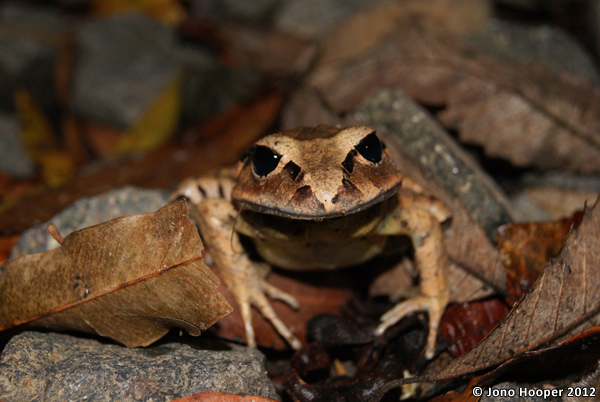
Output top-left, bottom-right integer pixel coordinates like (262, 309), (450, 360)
(235, 185), (400, 221)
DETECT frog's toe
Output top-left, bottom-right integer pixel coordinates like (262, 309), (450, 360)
(253, 293), (302, 349)
(240, 301), (257, 348)
(235, 280), (302, 350)
(264, 282), (300, 309)
(375, 296), (446, 359)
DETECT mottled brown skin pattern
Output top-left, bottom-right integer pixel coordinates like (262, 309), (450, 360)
(172, 125), (450, 359)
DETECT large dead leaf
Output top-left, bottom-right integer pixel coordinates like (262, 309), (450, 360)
(309, 1), (600, 173)
(0, 199), (231, 347)
(422, 194), (600, 380)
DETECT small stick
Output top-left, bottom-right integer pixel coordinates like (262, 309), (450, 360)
(47, 223), (64, 244)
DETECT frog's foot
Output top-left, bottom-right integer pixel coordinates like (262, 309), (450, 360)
(234, 270), (302, 350)
(375, 295), (446, 359)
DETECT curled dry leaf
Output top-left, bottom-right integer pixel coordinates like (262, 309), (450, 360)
(497, 214), (581, 288)
(423, 194), (600, 381)
(0, 199), (231, 347)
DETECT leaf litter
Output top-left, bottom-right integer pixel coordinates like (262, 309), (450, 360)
(370, 194), (600, 400)
(0, 199), (231, 347)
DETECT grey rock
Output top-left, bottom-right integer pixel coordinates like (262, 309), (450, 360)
(0, 331), (279, 402)
(354, 89), (517, 239)
(0, 112), (35, 178)
(274, 0), (390, 39)
(180, 65), (262, 126)
(465, 20), (600, 84)
(71, 12), (256, 130)
(0, 3), (63, 115)
(10, 186), (169, 260)
(0, 3), (66, 32)
(72, 14), (182, 129)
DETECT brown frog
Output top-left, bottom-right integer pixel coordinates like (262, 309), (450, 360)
(172, 125), (450, 358)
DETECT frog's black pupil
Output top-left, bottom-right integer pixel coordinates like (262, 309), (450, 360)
(355, 132), (382, 163)
(252, 146), (281, 176)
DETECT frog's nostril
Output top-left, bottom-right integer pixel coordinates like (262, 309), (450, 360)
(284, 161), (302, 181)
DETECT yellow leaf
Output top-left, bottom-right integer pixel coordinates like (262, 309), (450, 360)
(15, 89), (74, 186)
(38, 150), (76, 188)
(14, 89), (56, 161)
(116, 73), (182, 154)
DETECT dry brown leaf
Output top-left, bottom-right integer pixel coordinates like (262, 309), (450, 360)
(220, 26), (317, 77)
(440, 299), (510, 357)
(497, 216), (580, 287)
(194, 92), (283, 145)
(422, 194), (600, 381)
(309, 4), (600, 173)
(0, 199), (231, 347)
(172, 390), (278, 402)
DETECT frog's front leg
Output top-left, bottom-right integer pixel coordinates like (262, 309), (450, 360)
(194, 197), (302, 350)
(375, 197), (450, 359)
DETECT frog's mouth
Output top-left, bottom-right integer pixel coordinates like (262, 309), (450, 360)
(234, 183), (400, 221)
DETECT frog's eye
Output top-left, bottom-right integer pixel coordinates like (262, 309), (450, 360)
(252, 145), (282, 177)
(355, 132), (382, 164)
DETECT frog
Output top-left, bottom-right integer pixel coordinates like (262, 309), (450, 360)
(172, 125), (451, 359)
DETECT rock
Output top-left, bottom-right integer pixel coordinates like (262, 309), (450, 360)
(72, 14), (183, 129)
(10, 186), (169, 259)
(0, 3), (64, 116)
(0, 332), (279, 402)
(0, 112), (35, 178)
(180, 65), (262, 126)
(71, 12), (260, 131)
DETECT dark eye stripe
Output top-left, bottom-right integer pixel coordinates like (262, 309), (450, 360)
(342, 149), (356, 173)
